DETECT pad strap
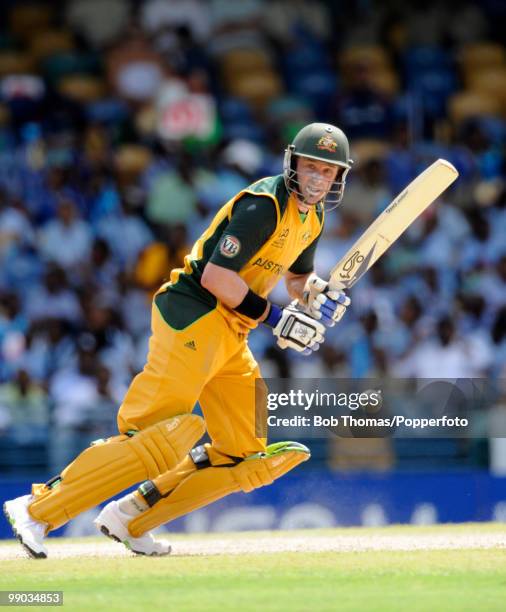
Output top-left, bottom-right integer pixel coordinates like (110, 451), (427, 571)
(189, 445), (211, 469)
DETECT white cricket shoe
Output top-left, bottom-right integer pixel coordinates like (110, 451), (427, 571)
(3, 494), (48, 559)
(94, 500), (171, 556)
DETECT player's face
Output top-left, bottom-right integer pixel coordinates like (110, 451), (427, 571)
(296, 157), (339, 205)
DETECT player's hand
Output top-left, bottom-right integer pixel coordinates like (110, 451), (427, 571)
(301, 275), (350, 327)
(265, 303), (325, 355)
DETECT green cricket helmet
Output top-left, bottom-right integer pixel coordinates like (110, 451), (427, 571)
(283, 123), (353, 207)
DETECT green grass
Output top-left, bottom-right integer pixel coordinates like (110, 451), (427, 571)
(1, 525), (506, 612)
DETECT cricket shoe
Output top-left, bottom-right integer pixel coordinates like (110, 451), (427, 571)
(3, 494), (48, 559)
(94, 500), (171, 556)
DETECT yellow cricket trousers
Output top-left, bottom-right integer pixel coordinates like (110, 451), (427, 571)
(117, 299), (266, 459)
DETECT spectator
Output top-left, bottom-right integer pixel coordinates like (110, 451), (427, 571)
(37, 198), (92, 270)
(459, 211), (497, 271)
(96, 198), (153, 269)
(141, 0), (211, 43)
(394, 316), (493, 378)
(337, 66), (395, 140)
(472, 255), (506, 314)
(208, 0), (265, 56)
(79, 238), (120, 295)
(21, 318), (76, 383)
(0, 369), (48, 429)
(146, 156), (199, 226)
(66, 0), (131, 48)
(0, 191), (34, 256)
(25, 265), (82, 324)
(342, 158), (390, 224)
(81, 303), (135, 385)
(106, 26), (168, 103)
(0, 291), (29, 380)
(135, 223), (190, 294)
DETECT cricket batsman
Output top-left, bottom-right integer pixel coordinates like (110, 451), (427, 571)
(4, 123), (352, 557)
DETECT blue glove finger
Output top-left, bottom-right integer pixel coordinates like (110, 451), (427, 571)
(320, 302), (338, 316)
(322, 294), (350, 308)
(326, 291), (351, 306)
(336, 294), (351, 306)
(320, 311), (336, 327)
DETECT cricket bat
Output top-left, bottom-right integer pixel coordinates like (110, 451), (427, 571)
(329, 158), (459, 290)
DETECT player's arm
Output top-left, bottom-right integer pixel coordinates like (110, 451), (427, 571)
(202, 260), (324, 354)
(201, 195), (324, 354)
(201, 262), (267, 317)
(285, 270), (312, 302)
(285, 229), (320, 302)
(201, 194), (274, 316)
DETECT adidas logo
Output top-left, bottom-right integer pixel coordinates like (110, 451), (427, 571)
(184, 340), (197, 351)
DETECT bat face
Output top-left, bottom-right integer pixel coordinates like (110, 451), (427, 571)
(329, 159), (459, 290)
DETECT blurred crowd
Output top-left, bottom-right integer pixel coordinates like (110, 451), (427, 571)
(0, 0), (505, 471)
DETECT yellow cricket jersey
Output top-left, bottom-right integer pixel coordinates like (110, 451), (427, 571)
(155, 175), (324, 333)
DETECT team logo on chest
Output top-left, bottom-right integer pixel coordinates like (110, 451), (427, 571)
(219, 235), (241, 258)
(301, 230), (312, 243)
(273, 228), (289, 248)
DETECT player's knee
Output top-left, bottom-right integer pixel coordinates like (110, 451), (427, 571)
(130, 414), (205, 474)
(75, 413), (204, 481)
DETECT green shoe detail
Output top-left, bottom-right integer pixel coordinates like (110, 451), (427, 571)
(267, 441), (310, 456)
(246, 441), (310, 461)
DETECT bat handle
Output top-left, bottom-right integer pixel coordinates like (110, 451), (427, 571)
(328, 280), (349, 292)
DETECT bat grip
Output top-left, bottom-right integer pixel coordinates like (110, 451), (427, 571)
(328, 280), (348, 292)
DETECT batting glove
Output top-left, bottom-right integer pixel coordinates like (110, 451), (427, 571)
(301, 275), (350, 327)
(264, 303), (325, 355)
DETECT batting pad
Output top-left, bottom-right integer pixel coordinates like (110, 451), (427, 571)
(29, 414), (205, 531)
(128, 441), (310, 537)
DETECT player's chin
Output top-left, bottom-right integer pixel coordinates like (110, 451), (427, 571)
(301, 195), (323, 206)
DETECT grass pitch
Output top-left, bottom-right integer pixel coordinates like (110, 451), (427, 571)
(1, 525), (506, 612)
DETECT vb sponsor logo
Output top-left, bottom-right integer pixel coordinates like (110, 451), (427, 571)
(220, 235), (241, 258)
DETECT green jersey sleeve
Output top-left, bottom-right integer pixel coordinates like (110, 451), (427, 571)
(209, 194), (277, 271)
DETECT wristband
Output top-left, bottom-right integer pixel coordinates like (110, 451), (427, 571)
(235, 289), (268, 320)
(263, 303), (282, 328)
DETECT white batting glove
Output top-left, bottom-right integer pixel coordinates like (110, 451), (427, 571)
(264, 303), (325, 355)
(301, 275), (351, 327)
